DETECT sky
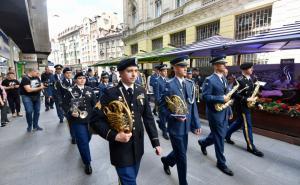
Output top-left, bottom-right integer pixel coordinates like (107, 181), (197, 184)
(47, 0), (123, 39)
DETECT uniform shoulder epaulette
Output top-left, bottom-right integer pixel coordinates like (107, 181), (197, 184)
(206, 75), (214, 80)
(185, 79), (194, 83)
(166, 78), (175, 83)
(237, 76), (244, 81)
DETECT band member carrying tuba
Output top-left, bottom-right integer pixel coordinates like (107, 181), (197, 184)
(160, 55), (201, 185)
(90, 58), (161, 185)
(225, 62), (264, 157)
(64, 72), (97, 175)
(198, 56), (234, 176)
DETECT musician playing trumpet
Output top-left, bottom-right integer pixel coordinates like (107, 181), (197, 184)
(65, 72), (97, 175)
(90, 58), (161, 185)
(225, 62), (264, 157)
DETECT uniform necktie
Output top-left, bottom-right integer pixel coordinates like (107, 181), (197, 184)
(127, 88), (133, 97)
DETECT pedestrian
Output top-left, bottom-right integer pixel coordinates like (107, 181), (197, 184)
(19, 69), (45, 132)
(160, 55), (201, 185)
(108, 66), (118, 86)
(0, 75), (10, 127)
(65, 72), (96, 174)
(198, 57), (234, 176)
(90, 58), (161, 185)
(1, 72), (22, 117)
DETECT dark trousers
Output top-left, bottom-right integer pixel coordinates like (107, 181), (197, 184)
(7, 94), (21, 114)
(54, 98), (64, 120)
(164, 134), (188, 185)
(21, 95), (41, 129)
(44, 95), (54, 109)
(1, 102), (9, 123)
(200, 121), (227, 168)
(226, 109), (255, 150)
(116, 162), (140, 185)
(72, 123), (91, 165)
(158, 109), (167, 133)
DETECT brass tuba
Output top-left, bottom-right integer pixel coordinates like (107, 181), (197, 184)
(166, 95), (188, 115)
(247, 81), (260, 108)
(102, 87), (133, 133)
(215, 81), (239, 111)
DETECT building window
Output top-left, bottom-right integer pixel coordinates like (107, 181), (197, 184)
(176, 0), (185, 8)
(196, 20), (220, 41)
(235, 6), (272, 40)
(152, 37), (163, 50)
(155, 0), (162, 18)
(195, 57), (212, 67)
(131, 44), (138, 55)
(235, 6), (272, 65)
(170, 30), (186, 47)
(132, 6), (137, 26)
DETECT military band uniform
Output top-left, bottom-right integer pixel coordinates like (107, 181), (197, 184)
(90, 58), (160, 185)
(56, 74), (76, 142)
(155, 75), (168, 136)
(64, 78), (96, 173)
(197, 58), (233, 176)
(225, 63), (264, 157)
(90, 81), (160, 185)
(160, 56), (201, 185)
(53, 64), (65, 123)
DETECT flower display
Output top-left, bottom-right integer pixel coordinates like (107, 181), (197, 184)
(258, 98), (300, 118)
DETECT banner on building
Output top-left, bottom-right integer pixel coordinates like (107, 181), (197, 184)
(21, 53), (37, 62)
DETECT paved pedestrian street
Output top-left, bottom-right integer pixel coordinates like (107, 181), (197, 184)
(0, 109), (299, 185)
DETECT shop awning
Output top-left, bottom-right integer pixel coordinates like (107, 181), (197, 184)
(90, 47), (176, 67)
(160, 21), (300, 58)
(160, 35), (235, 58)
(225, 21), (300, 55)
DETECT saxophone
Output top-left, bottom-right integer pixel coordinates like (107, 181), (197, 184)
(215, 81), (239, 111)
(102, 87), (133, 133)
(247, 81), (260, 108)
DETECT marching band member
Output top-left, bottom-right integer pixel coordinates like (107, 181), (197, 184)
(225, 62), (264, 157)
(160, 55), (201, 185)
(198, 57), (234, 176)
(90, 58), (161, 185)
(155, 64), (169, 140)
(65, 72), (96, 174)
(56, 67), (76, 144)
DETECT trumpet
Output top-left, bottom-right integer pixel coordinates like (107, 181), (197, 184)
(68, 88), (88, 119)
(70, 102), (88, 119)
(215, 81), (239, 111)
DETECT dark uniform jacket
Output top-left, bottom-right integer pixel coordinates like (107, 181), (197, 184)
(90, 82), (160, 167)
(64, 85), (97, 123)
(233, 75), (257, 113)
(56, 78), (75, 114)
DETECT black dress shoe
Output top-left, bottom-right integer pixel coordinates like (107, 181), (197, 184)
(162, 132), (169, 140)
(85, 164), (93, 175)
(59, 119), (64, 123)
(225, 138), (235, 145)
(247, 148), (264, 157)
(161, 157), (171, 175)
(217, 165), (234, 176)
(198, 140), (207, 155)
(45, 108), (49, 111)
(71, 138), (76, 144)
